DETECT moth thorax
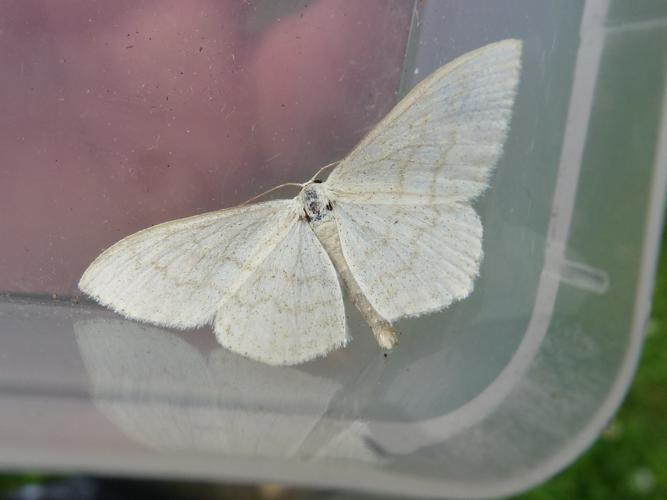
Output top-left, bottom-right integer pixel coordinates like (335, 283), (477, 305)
(301, 184), (333, 224)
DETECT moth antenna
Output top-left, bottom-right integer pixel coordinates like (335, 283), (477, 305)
(241, 160), (340, 207)
(240, 182), (304, 206)
(308, 160), (341, 183)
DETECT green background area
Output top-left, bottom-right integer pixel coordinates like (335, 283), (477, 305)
(515, 231), (667, 499)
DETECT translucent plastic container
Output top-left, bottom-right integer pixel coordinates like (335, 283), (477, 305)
(1, 1), (666, 498)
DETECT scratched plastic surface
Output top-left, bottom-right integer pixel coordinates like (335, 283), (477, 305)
(1, 1), (666, 498)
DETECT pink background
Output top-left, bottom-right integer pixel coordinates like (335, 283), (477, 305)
(0, 0), (413, 296)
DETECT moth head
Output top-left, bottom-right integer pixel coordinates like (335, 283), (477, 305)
(300, 182), (333, 223)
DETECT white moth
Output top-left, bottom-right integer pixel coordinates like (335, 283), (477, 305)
(80, 39), (522, 366)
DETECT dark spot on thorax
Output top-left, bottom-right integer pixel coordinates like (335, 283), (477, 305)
(302, 184), (334, 224)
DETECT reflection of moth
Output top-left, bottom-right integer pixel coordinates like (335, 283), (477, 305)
(80, 40), (522, 366)
(74, 319), (348, 458)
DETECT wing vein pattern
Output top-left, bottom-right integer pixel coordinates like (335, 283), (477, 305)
(328, 39), (522, 207)
(80, 200), (299, 328)
(215, 219), (348, 365)
(327, 39), (522, 321)
(80, 198), (347, 365)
